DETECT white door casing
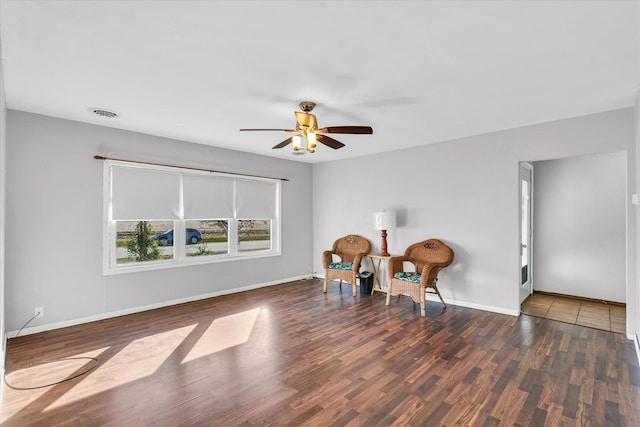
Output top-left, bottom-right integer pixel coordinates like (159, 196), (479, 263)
(519, 162), (533, 304)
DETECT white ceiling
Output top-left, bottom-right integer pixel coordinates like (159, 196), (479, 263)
(1, 1), (639, 163)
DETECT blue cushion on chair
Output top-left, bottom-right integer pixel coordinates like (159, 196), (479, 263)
(394, 271), (421, 283)
(329, 262), (353, 270)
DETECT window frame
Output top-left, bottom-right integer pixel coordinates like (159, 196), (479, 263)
(103, 160), (281, 275)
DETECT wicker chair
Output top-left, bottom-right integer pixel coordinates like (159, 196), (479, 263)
(323, 235), (371, 297)
(386, 239), (454, 316)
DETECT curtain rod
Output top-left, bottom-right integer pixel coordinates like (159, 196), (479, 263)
(93, 155), (289, 181)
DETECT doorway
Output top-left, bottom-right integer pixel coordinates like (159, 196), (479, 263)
(519, 152), (627, 332)
(519, 162), (533, 304)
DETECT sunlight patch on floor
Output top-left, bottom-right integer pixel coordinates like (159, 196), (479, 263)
(182, 308), (260, 363)
(43, 325), (196, 412)
(7, 309), (261, 418)
(1, 347), (108, 419)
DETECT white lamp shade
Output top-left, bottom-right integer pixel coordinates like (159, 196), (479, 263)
(374, 211), (396, 230)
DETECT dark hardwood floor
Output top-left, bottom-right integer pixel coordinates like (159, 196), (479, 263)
(2, 278), (639, 426)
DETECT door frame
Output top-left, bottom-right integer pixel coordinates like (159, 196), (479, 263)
(519, 162), (534, 305)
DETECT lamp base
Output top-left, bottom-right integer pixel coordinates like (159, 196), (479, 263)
(380, 229), (389, 257)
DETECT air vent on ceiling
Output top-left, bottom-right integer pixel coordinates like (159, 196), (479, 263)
(88, 108), (119, 118)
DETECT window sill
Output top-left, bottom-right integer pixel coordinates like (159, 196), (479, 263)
(103, 250), (282, 276)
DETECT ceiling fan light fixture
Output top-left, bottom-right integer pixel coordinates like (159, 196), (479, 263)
(307, 132), (317, 149)
(292, 135), (302, 151)
(240, 100), (373, 153)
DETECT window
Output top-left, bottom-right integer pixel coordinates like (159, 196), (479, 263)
(185, 220), (228, 257)
(115, 220), (174, 264)
(103, 161), (281, 274)
(238, 220), (271, 252)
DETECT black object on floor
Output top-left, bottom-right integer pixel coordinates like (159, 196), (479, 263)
(358, 271), (373, 294)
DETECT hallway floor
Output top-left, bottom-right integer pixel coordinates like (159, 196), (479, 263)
(521, 292), (626, 334)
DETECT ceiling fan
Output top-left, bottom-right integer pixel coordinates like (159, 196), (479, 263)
(240, 101), (373, 154)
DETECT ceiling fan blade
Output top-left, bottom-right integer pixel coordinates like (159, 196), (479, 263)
(317, 134), (345, 150)
(272, 136), (294, 149)
(319, 126), (373, 134)
(294, 111), (318, 129)
(240, 128), (296, 132)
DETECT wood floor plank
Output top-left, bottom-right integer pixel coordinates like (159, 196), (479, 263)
(2, 278), (639, 426)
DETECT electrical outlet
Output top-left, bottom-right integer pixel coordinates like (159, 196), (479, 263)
(35, 306), (43, 318)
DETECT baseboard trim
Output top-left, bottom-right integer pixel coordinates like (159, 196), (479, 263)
(533, 290), (625, 307)
(7, 274), (313, 337)
(424, 294), (520, 317)
(313, 274), (521, 317)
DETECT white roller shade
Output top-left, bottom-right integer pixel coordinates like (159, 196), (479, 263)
(111, 166), (181, 220)
(235, 179), (277, 219)
(183, 174), (234, 219)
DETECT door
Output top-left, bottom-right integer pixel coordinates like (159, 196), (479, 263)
(519, 163), (533, 304)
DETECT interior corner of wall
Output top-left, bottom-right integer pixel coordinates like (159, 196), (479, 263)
(630, 333), (640, 365)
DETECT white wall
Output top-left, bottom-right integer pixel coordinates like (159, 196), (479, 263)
(0, 28), (7, 375)
(313, 108), (635, 318)
(4, 111), (313, 332)
(635, 92), (640, 344)
(532, 152), (627, 302)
